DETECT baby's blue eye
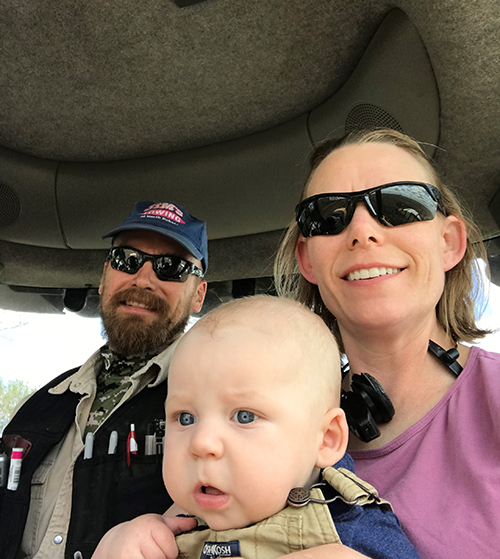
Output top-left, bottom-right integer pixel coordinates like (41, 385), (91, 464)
(178, 412), (196, 426)
(233, 410), (258, 424)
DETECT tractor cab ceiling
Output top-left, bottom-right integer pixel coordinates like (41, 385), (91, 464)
(0, 1), (499, 313)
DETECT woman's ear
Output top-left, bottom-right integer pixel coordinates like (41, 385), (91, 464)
(442, 216), (467, 272)
(295, 237), (319, 285)
(315, 408), (349, 469)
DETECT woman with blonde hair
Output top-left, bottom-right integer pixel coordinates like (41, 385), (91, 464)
(275, 128), (499, 559)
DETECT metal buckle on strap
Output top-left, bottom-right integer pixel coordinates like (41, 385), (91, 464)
(287, 482), (354, 508)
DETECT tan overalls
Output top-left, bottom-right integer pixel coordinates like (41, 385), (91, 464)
(176, 466), (392, 559)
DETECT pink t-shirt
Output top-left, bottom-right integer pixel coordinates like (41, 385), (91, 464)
(350, 347), (500, 559)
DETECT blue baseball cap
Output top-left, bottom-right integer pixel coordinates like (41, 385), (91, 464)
(103, 201), (208, 271)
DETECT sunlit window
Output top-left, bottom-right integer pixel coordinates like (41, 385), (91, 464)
(472, 260), (500, 352)
(1, 311), (104, 387)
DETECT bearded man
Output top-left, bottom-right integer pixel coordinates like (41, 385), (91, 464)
(0, 201), (207, 559)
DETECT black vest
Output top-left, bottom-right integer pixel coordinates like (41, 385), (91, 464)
(0, 366), (172, 559)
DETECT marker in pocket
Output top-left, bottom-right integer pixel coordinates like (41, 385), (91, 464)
(7, 448), (23, 491)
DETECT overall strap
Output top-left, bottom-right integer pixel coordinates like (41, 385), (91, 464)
(323, 466), (392, 510)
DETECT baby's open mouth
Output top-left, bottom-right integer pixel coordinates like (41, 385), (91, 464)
(194, 484), (229, 509)
(202, 486), (224, 496)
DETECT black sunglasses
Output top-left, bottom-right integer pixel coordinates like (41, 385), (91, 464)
(107, 247), (204, 282)
(296, 181), (447, 237)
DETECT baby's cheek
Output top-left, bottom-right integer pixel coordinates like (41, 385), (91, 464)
(245, 480), (289, 523)
(162, 453), (175, 493)
(163, 457), (188, 507)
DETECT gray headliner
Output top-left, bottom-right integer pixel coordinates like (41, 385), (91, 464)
(0, 1), (499, 306)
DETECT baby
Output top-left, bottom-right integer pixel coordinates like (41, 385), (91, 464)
(93, 296), (418, 559)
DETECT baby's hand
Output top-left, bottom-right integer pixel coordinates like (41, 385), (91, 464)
(91, 514), (197, 559)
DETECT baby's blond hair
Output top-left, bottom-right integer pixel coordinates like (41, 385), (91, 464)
(187, 295), (342, 409)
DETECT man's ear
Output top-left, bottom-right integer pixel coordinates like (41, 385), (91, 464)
(315, 408), (349, 469)
(442, 216), (467, 272)
(295, 237), (319, 285)
(191, 280), (207, 313)
(98, 261), (109, 295)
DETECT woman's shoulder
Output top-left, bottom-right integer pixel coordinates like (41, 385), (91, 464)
(465, 345), (500, 375)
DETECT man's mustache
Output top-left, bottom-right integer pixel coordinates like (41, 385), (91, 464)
(109, 287), (169, 315)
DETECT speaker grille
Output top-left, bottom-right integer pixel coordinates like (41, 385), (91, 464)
(0, 183), (21, 227)
(345, 104), (404, 134)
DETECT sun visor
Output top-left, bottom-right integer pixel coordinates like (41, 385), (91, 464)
(55, 116), (312, 249)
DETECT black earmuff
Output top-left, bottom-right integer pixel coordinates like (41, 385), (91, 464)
(341, 373), (395, 442)
(428, 340), (463, 376)
(341, 340), (462, 443)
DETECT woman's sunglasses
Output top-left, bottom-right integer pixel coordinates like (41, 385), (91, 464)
(295, 181), (447, 237)
(107, 246), (204, 282)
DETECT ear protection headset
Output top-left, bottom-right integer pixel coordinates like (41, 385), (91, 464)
(341, 340), (463, 442)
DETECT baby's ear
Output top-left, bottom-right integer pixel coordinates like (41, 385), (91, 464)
(315, 408), (349, 468)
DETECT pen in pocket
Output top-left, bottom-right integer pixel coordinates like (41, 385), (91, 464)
(84, 432), (94, 460)
(108, 431), (118, 455)
(127, 424), (138, 466)
(145, 423), (156, 455)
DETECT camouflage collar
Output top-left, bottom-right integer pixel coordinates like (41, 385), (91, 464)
(100, 346), (161, 376)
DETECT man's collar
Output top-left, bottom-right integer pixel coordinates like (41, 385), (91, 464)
(100, 346), (162, 374)
(49, 338), (181, 394)
(147, 337), (181, 387)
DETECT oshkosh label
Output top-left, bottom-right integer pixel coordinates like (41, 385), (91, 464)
(200, 540), (241, 559)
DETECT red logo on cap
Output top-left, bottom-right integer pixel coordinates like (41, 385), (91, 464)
(142, 203), (185, 224)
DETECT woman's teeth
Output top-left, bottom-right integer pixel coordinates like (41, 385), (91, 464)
(346, 267), (401, 281)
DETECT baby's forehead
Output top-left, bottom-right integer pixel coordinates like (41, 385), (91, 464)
(176, 296), (339, 363)
(170, 305), (340, 406)
(183, 318), (298, 354)
(178, 321), (327, 384)
(183, 302), (336, 361)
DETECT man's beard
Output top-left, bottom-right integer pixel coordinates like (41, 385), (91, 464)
(100, 287), (190, 356)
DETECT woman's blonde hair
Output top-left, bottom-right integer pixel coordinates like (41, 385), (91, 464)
(274, 128), (490, 352)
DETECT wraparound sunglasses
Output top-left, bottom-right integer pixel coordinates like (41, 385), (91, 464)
(295, 181), (447, 237)
(107, 246), (204, 282)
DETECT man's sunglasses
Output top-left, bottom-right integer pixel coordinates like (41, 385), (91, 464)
(296, 181), (447, 237)
(107, 247), (204, 282)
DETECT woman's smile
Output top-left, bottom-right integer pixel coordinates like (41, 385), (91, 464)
(343, 266), (404, 281)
